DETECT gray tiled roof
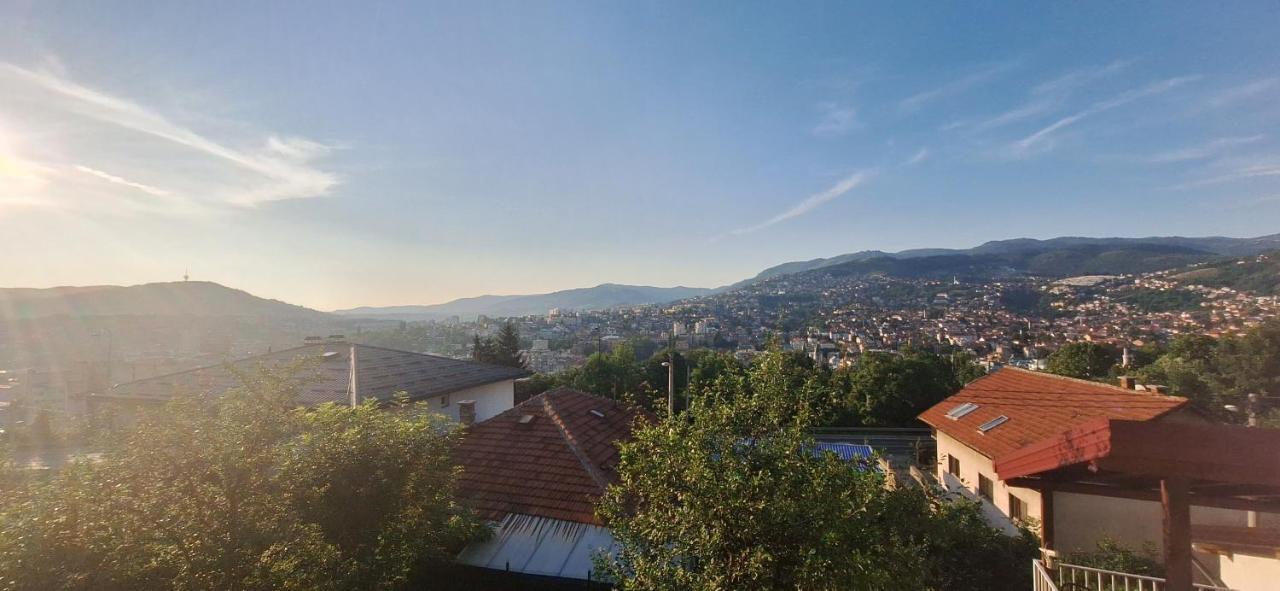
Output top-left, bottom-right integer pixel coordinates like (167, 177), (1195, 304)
(94, 342), (530, 407)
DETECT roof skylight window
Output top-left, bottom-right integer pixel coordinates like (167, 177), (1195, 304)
(977, 415), (1009, 433)
(945, 402), (979, 420)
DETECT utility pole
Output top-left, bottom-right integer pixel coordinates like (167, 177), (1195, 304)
(1247, 393), (1259, 528)
(667, 347), (675, 418)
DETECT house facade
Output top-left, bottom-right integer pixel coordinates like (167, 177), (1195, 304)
(919, 367), (1279, 589)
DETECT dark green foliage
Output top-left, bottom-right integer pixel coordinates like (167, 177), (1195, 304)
(0, 369), (485, 591)
(830, 350), (981, 427)
(1046, 342), (1118, 379)
(1066, 537), (1164, 578)
(1133, 321), (1280, 424)
(595, 349), (1038, 591)
(542, 343), (977, 426)
(471, 322), (526, 369)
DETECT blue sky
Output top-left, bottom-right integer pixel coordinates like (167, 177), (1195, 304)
(1, 2), (1278, 309)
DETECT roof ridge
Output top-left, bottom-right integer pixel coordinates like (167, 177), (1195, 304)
(354, 343), (531, 376)
(995, 366), (1186, 400)
(103, 343), (328, 392)
(542, 393), (609, 492)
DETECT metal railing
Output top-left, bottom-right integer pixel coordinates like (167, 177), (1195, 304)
(1032, 559), (1060, 591)
(1054, 562), (1233, 591)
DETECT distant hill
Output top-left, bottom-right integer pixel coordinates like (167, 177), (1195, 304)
(804, 244), (1224, 282)
(733, 234), (1280, 287)
(335, 283), (714, 320)
(1170, 252), (1280, 295)
(0, 281), (328, 320)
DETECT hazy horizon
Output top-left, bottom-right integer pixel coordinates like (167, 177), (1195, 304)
(3, 2), (1278, 310)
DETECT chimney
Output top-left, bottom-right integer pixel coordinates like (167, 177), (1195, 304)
(458, 400), (477, 427)
(1118, 376), (1137, 390)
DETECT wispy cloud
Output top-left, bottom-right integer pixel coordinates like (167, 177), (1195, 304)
(1031, 59), (1133, 96)
(1173, 157), (1280, 189)
(729, 169), (875, 236)
(74, 165), (172, 197)
(812, 102), (859, 137)
(903, 148), (930, 166)
(954, 100), (1056, 134)
(898, 60), (1019, 113)
(944, 60), (1130, 135)
(0, 60), (341, 215)
(1208, 77), (1279, 109)
(1008, 75), (1200, 157)
(1143, 135), (1265, 164)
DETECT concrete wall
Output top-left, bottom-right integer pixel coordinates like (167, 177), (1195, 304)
(1215, 552), (1280, 591)
(1054, 492), (1247, 555)
(422, 379), (515, 424)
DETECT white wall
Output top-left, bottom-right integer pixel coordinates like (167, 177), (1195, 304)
(1054, 492), (1247, 555)
(935, 430), (1042, 537)
(1216, 552), (1280, 591)
(423, 379), (515, 423)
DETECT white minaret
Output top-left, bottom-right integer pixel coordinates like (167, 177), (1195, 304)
(1122, 346), (1132, 368)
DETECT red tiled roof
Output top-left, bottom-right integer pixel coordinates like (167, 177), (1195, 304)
(455, 388), (653, 525)
(919, 367), (1188, 460)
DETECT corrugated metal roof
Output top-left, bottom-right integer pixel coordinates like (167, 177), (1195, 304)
(455, 513), (616, 581)
(812, 442), (875, 462)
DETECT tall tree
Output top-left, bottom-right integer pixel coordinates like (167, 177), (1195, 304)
(1046, 342), (1117, 380)
(471, 322), (526, 369)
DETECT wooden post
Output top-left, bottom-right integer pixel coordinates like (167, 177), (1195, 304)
(1040, 489), (1056, 566)
(1161, 477), (1192, 591)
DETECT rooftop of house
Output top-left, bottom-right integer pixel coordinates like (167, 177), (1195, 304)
(455, 388), (653, 525)
(918, 366), (1188, 460)
(91, 341), (530, 407)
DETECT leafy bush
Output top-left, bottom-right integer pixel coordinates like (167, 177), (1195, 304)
(0, 368), (484, 591)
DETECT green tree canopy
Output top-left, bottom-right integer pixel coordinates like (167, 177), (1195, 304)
(471, 322), (526, 369)
(830, 349), (980, 427)
(596, 349), (1037, 590)
(1046, 342), (1117, 380)
(0, 369), (485, 591)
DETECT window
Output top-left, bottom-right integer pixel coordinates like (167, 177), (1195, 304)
(440, 395), (450, 407)
(948, 455), (960, 476)
(977, 415), (1009, 433)
(978, 474), (994, 501)
(945, 402), (979, 420)
(1009, 493), (1027, 521)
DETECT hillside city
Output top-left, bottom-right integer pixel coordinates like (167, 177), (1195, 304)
(4, 3), (1280, 590)
(361, 254), (1280, 376)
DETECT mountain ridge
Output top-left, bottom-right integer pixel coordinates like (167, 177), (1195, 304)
(0, 281), (327, 320)
(730, 233), (1280, 289)
(334, 283), (713, 320)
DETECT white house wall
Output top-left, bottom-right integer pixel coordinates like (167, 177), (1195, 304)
(423, 379), (515, 423)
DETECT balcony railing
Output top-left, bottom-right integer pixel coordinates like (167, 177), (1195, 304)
(1032, 559), (1059, 591)
(1045, 562), (1233, 591)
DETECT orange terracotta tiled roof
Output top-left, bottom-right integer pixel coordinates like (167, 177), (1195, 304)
(919, 367), (1188, 460)
(455, 388), (653, 525)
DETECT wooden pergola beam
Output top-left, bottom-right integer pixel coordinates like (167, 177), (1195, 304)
(1005, 477), (1280, 514)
